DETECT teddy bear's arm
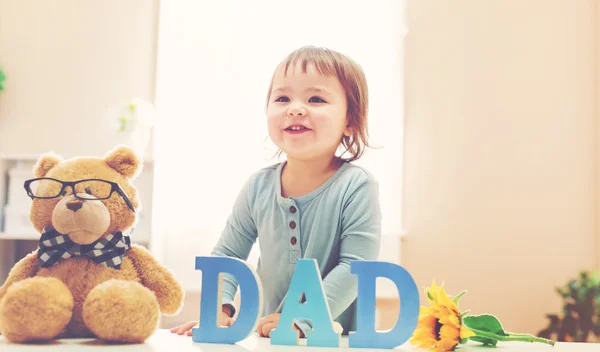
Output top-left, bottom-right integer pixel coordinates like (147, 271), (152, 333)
(0, 250), (40, 303)
(126, 244), (184, 315)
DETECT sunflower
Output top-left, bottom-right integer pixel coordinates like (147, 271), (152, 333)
(410, 281), (475, 351)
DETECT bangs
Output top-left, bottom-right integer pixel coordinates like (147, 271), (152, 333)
(282, 46), (339, 77)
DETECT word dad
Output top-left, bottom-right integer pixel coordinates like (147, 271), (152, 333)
(193, 257), (419, 349)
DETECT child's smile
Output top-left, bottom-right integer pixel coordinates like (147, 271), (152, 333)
(284, 124), (312, 135)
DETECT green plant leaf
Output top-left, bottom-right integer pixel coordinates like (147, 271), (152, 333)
(468, 336), (497, 346)
(463, 314), (509, 346)
(0, 66), (5, 91)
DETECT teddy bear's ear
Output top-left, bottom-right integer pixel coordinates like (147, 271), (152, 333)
(34, 152), (63, 178)
(104, 145), (142, 179)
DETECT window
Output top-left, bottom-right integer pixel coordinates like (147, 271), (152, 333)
(153, 0), (406, 295)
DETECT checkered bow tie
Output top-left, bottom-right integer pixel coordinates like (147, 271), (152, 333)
(37, 227), (132, 269)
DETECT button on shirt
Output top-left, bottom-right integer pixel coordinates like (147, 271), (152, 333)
(211, 161), (382, 335)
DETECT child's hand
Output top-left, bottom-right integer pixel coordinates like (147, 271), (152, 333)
(256, 313), (304, 338)
(170, 306), (235, 336)
(170, 321), (198, 335)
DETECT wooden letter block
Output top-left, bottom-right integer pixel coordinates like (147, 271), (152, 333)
(349, 261), (419, 349)
(271, 258), (341, 347)
(192, 256), (263, 344)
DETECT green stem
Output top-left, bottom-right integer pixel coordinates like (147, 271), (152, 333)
(453, 290), (467, 304)
(470, 329), (556, 346)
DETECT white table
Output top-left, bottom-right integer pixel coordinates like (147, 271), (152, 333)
(0, 329), (596, 351)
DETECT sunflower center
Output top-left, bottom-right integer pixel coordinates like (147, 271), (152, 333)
(434, 319), (443, 339)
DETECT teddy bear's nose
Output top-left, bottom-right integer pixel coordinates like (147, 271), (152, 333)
(66, 199), (83, 212)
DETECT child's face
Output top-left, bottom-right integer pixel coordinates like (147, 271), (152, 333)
(267, 62), (351, 162)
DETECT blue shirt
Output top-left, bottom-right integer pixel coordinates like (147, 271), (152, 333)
(211, 160), (382, 335)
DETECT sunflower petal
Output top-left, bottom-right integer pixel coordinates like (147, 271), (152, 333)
(421, 307), (443, 319)
(412, 327), (435, 340)
(436, 306), (451, 317)
(410, 336), (437, 348)
(418, 314), (438, 327)
(421, 306), (438, 316)
(460, 326), (476, 339)
(439, 338), (459, 351)
(448, 313), (461, 328)
(440, 325), (460, 340)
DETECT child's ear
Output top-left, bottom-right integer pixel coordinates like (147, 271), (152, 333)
(343, 125), (353, 137)
(104, 145), (142, 179)
(34, 152), (63, 178)
(344, 117), (354, 137)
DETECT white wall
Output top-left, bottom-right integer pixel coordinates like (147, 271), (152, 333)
(402, 0), (597, 335)
(0, 0), (157, 158)
(597, 0), (600, 271)
(0, 0), (159, 297)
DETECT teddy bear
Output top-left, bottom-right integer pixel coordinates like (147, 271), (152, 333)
(0, 145), (184, 343)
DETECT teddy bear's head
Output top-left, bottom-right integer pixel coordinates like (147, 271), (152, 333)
(27, 145), (141, 245)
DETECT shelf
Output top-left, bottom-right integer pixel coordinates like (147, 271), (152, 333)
(0, 232), (149, 242)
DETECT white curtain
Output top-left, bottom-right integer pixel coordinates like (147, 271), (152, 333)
(152, 0), (406, 295)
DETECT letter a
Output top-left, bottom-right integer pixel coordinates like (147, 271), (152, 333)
(271, 259), (340, 347)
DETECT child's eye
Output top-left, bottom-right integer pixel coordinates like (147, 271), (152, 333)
(275, 96), (289, 102)
(309, 96), (326, 103)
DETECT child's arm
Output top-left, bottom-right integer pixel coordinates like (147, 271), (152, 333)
(297, 179), (382, 334)
(211, 176), (258, 317)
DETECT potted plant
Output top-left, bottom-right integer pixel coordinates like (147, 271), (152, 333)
(0, 66), (6, 91)
(537, 270), (600, 342)
(110, 97), (156, 159)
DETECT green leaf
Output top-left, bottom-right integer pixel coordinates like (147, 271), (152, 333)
(427, 291), (434, 302)
(468, 336), (497, 346)
(0, 67), (5, 91)
(463, 314), (508, 336)
(463, 314), (508, 347)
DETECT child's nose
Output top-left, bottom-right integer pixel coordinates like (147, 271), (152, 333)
(287, 106), (306, 116)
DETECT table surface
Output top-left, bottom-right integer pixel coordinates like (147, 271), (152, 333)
(0, 329), (596, 351)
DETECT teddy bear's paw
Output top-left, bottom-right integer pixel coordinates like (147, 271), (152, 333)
(82, 279), (160, 343)
(0, 277), (73, 343)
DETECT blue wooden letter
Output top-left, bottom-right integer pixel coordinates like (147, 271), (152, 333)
(271, 259), (340, 347)
(349, 261), (419, 349)
(192, 256), (263, 344)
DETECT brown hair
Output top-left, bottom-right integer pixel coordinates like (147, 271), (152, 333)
(266, 45), (372, 162)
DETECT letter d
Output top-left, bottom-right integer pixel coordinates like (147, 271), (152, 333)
(349, 261), (419, 349)
(192, 256), (263, 344)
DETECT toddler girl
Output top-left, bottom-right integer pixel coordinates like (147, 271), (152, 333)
(171, 45), (382, 338)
